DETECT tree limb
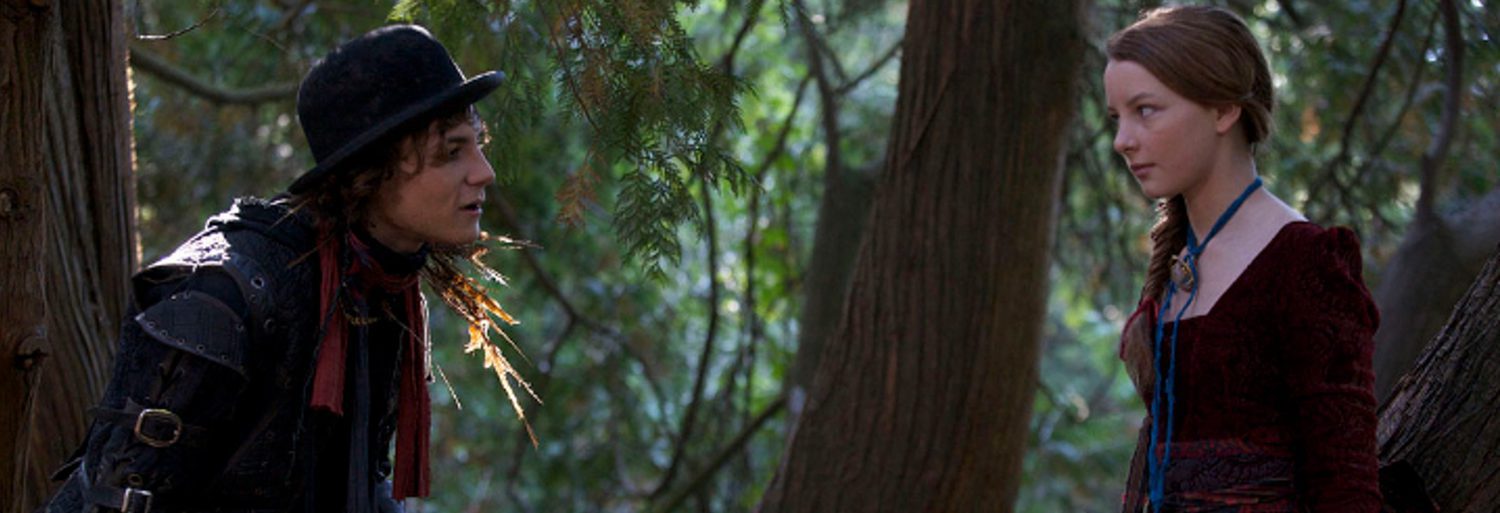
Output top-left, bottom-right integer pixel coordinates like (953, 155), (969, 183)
(793, 0), (844, 182)
(720, 0), (766, 73)
(1336, 0), (1407, 167)
(135, 4), (221, 41)
(491, 194), (674, 487)
(651, 396), (787, 513)
(128, 44), (296, 105)
(271, 0), (314, 34)
(835, 37), (902, 96)
(1417, 0), (1465, 223)
(1274, 0), (1305, 29)
(649, 172), (724, 500)
(791, 0), (851, 84)
(539, 2), (604, 136)
(1356, 11), (1439, 231)
(1304, 0), (1407, 218)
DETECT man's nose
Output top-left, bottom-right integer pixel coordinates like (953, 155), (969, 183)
(470, 157), (496, 187)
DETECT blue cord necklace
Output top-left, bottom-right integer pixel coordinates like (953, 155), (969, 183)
(1147, 176), (1262, 511)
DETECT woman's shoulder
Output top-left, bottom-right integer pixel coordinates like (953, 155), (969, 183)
(1265, 221), (1377, 325)
(1271, 221), (1365, 277)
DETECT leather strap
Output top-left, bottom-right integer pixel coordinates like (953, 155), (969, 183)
(86, 483), (154, 513)
(90, 400), (206, 448)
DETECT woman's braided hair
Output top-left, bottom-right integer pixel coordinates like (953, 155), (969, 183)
(1109, 5), (1274, 391)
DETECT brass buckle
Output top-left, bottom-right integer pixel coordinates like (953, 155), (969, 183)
(133, 408), (181, 448)
(122, 487), (153, 513)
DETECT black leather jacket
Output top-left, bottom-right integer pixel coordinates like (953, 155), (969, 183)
(42, 198), (408, 513)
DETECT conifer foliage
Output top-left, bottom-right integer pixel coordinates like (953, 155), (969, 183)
(394, 0), (748, 277)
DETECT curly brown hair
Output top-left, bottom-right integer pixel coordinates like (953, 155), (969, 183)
(286, 106), (487, 232)
(285, 106), (532, 426)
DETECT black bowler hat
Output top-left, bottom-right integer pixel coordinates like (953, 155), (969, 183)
(289, 25), (502, 194)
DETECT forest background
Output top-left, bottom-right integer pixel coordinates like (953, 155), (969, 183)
(2, 0), (1497, 511)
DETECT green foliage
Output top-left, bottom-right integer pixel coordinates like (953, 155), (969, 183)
(397, 0), (752, 275)
(128, 0), (1498, 511)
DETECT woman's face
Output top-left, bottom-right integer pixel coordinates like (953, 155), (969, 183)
(1104, 60), (1228, 200)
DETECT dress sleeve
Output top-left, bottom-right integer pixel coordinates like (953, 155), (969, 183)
(1281, 226), (1382, 511)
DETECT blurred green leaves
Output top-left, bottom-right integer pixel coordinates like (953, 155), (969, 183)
(127, 0), (1498, 511)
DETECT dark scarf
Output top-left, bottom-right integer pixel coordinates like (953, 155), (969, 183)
(310, 227), (431, 506)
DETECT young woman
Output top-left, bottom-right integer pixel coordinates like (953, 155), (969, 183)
(1107, 6), (1381, 512)
(43, 25), (520, 512)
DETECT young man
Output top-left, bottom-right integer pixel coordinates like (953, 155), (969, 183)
(42, 25), (504, 512)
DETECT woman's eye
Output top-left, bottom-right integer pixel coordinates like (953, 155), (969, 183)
(1138, 105), (1157, 117)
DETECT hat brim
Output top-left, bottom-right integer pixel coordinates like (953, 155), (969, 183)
(287, 70), (504, 194)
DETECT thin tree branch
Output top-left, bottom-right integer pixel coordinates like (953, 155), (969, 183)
(493, 195), (611, 335)
(540, 2), (605, 136)
(835, 37), (902, 96)
(720, 0), (766, 73)
(754, 76), (813, 183)
(1356, 13), (1439, 231)
(649, 172), (724, 500)
(651, 396), (787, 513)
(1366, 13), (1438, 173)
(1417, 0), (1465, 222)
(1274, 0), (1305, 29)
(271, 0), (314, 34)
(1335, 0), (1408, 164)
(491, 194), (674, 486)
(736, 71), (809, 431)
(793, 0), (844, 183)
(641, 5), (773, 497)
(792, 0), (851, 84)
(128, 44), (296, 105)
(135, 4), (221, 41)
(1304, 0), (1408, 216)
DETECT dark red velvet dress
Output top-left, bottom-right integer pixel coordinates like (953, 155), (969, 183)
(1120, 222), (1382, 512)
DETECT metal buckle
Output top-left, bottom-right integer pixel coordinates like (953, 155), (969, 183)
(121, 487), (153, 513)
(133, 408), (181, 448)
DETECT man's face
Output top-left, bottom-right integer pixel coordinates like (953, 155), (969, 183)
(366, 118), (495, 253)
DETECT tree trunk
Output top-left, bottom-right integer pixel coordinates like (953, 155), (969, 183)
(1377, 244), (1500, 512)
(1372, 189), (1500, 400)
(787, 164), (875, 412)
(1, 1), (57, 510)
(18, 0), (137, 509)
(757, 1), (1083, 511)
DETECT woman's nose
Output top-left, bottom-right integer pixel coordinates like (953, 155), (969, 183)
(1113, 124), (1137, 155)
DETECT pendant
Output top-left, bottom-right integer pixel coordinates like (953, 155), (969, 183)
(1170, 254), (1196, 292)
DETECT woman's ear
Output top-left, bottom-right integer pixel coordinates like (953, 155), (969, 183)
(1214, 104), (1243, 136)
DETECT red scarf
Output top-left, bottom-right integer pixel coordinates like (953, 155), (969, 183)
(310, 229), (431, 500)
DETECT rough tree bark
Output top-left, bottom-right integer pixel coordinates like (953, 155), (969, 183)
(18, 0), (138, 509)
(2, 1), (57, 511)
(1377, 244), (1500, 512)
(757, 1), (1084, 511)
